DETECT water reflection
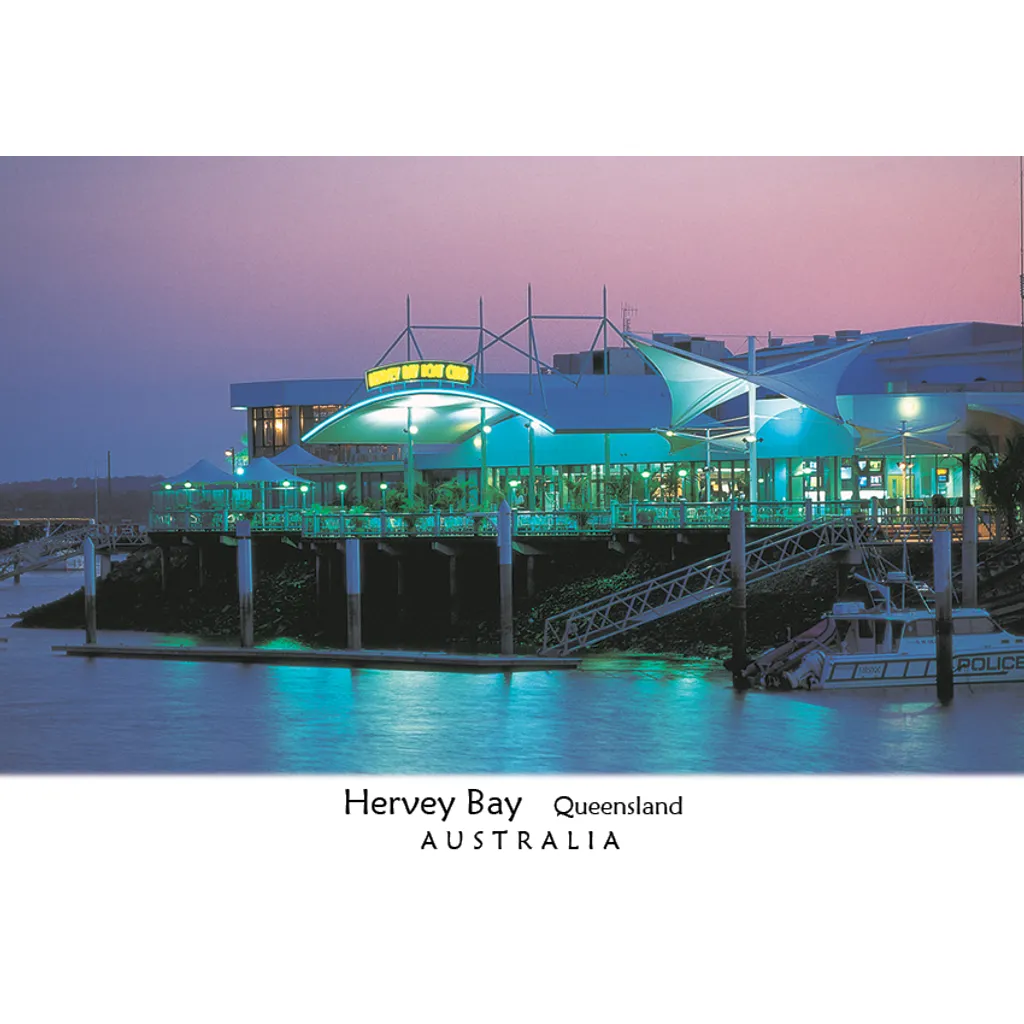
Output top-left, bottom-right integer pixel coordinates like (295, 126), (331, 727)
(3, 571), (1024, 773)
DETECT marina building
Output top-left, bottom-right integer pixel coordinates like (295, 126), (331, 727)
(218, 314), (1024, 513)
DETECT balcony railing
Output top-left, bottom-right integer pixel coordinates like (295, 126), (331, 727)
(148, 501), (1002, 541)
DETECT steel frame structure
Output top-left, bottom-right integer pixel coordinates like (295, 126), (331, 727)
(539, 516), (882, 656)
(0, 524), (149, 583)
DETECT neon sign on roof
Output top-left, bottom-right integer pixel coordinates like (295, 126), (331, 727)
(365, 360), (475, 391)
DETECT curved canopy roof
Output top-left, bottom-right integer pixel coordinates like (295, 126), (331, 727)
(626, 332), (873, 427)
(302, 389), (555, 446)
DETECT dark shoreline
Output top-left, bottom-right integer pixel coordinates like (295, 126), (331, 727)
(12, 544), (868, 658)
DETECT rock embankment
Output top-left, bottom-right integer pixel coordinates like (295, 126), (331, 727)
(18, 544), (859, 656)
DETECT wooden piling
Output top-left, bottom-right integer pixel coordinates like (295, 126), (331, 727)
(933, 527), (954, 704)
(345, 537), (362, 650)
(237, 520), (254, 649)
(729, 508), (748, 689)
(83, 534), (97, 644)
(498, 499), (514, 655)
(962, 505), (978, 607)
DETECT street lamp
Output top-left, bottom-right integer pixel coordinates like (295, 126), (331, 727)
(224, 447), (237, 473)
(337, 482), (348, 508)
(641, 469), (651, 501)
(403, 411), (418, 509)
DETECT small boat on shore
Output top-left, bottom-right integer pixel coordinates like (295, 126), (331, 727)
(740, 575), (1024, 690)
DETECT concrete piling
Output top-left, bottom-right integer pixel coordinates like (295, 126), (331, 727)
(961, 505), (978, 608)
(498, 499), (514, 655)
(933, 527), (954, 705)
(237, 520), (254, 649)
(729, 508), (748, 689)
(83, 534), (97, 644)
(345, 537), (362, 650)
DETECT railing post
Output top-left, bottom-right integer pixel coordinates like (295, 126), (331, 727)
(679, 501), (687, 529)
(804, 499), (812, 524)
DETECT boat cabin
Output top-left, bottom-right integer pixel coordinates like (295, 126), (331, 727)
(833, 605), (1000, 656)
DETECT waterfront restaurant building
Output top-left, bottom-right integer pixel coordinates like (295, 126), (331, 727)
(226, 321), (1024, 512)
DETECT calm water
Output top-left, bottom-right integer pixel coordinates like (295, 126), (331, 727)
(3, 571), (1024, 772)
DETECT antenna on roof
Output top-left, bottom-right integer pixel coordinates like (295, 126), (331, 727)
(621, 303), (637, 345)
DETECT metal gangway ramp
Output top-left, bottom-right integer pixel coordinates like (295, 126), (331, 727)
(539, 516), (880, 656)
(0, 524), (149, 583)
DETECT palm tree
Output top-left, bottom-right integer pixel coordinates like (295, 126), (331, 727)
(968, 430), (1024, 539)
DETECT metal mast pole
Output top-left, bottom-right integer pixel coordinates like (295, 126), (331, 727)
(747, 335), (757, 503)
(1019, 156), (1023, 384)
(602, 285), (609, 396)
(406, 295), (412, 360)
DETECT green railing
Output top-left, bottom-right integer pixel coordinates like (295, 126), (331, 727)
(149, 501), (1000, 540)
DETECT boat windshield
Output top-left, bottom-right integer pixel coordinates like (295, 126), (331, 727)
(840, 617), (904, 654)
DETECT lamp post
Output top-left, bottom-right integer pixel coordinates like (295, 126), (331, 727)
(379, 481), (388, 510)
(403, 409), (418, 509)
(526, 420), (537, 511)
(337, 482), (348, 508)
(478, 410), (491, 509)
(225, 447), (237, 474)
(641, 470), (651, 501)
(900, 420), (909, 517)
(508, 479), (521, 505)
(705, 427), (713, 502)
(677, 467), (688, 500)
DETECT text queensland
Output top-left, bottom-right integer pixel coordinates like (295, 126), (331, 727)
(554, 795), (683, 819)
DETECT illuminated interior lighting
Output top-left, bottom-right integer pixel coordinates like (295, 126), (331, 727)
(482, 425), (492, 434)
(163, 483), (172, 490)
(184, 482), (192, 489)
(473, 437), (482, 449)
(379, 482), (388, 490)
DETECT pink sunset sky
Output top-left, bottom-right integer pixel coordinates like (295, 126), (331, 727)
(2, 156), (1021, 480)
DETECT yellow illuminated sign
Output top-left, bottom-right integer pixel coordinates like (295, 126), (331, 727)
(365, 361), (475, 390)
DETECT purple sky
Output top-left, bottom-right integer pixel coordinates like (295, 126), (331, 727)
(2, 156), (1021, 482)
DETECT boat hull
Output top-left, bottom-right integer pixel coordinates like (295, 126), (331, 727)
(817, 651), (1024, 689)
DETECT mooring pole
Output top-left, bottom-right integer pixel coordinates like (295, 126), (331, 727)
(962, 504), (978, 607)
(345, 537), (362, 650)
(83, 534), (97, 644)
(498, 499), (514, 655)
(933, 527), (954, 705)
(236, 520), (254, 649)
(730, 507), (748, 689)
(12, 519), (21, 584)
